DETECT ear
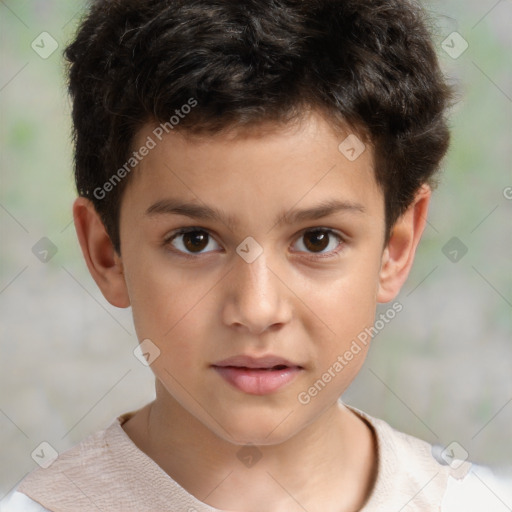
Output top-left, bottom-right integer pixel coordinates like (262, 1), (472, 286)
(377, 184), (431, 303)
(73, 197), (130, 308)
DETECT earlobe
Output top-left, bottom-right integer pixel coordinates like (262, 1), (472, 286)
(377, 185), (431, 303)
(73, 197), (130, 308)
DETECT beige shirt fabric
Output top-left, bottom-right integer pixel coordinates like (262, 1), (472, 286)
(16, 405), (472, 512)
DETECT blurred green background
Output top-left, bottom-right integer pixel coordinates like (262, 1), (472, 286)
(1, 0), (511, 497)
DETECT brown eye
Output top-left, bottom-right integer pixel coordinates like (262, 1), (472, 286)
(182, 231), (209, 252)
(303, 230), (330, 252)
(167, 229), (220, 255)
(292, 228), (344, 257)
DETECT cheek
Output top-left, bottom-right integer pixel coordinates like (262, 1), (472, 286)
(298, 282), (374, 407)
(306, 255), (381, 377)
(313, 260), (380, 336)
(124, 255), (220, 382)
(123, 252), (205, 341)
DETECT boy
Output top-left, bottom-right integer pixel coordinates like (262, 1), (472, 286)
(3, 0), (511, 510)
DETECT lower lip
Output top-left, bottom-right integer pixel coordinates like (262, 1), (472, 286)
(213, 366), (302, 395)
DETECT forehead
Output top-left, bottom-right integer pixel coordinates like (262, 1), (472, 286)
(122, 110), (383, 227)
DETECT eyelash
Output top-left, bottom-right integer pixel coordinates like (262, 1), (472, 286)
(163, 227), (346, 261)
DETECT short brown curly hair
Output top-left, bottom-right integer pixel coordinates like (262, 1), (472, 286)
(64, 0), (453, 253)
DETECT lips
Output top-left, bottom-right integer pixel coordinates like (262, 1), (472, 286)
(213, 355), (300, 369)
(212, 355), (303, 395)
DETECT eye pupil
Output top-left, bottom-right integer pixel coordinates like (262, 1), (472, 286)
(304, 231), (329, 252)
(184, 231), (208, 252)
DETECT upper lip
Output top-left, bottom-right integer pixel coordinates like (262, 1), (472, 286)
(212, 355), (302, 369)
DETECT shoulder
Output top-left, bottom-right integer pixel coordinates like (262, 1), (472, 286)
(12, 415), (136, 511)
(9, 413), (216, 512)
(0, 491), (51, 512)
(441, 464), (512, 511)
(345, 404), (512, 511)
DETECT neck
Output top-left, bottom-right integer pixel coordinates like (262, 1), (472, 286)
(123, 380), (377, 512)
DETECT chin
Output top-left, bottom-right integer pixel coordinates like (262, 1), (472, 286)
(205, 409), (305, 447)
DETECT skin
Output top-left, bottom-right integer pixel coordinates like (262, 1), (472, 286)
(73, 109), (430, 512)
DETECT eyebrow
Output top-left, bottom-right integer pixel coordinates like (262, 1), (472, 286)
(145, 197), (365, 230)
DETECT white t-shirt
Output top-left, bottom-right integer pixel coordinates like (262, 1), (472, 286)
(2, 405), (511, 511)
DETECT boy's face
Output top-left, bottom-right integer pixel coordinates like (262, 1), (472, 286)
(81, 110), (426, 445)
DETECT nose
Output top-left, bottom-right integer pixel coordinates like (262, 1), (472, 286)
(221, 250), (293, 335)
